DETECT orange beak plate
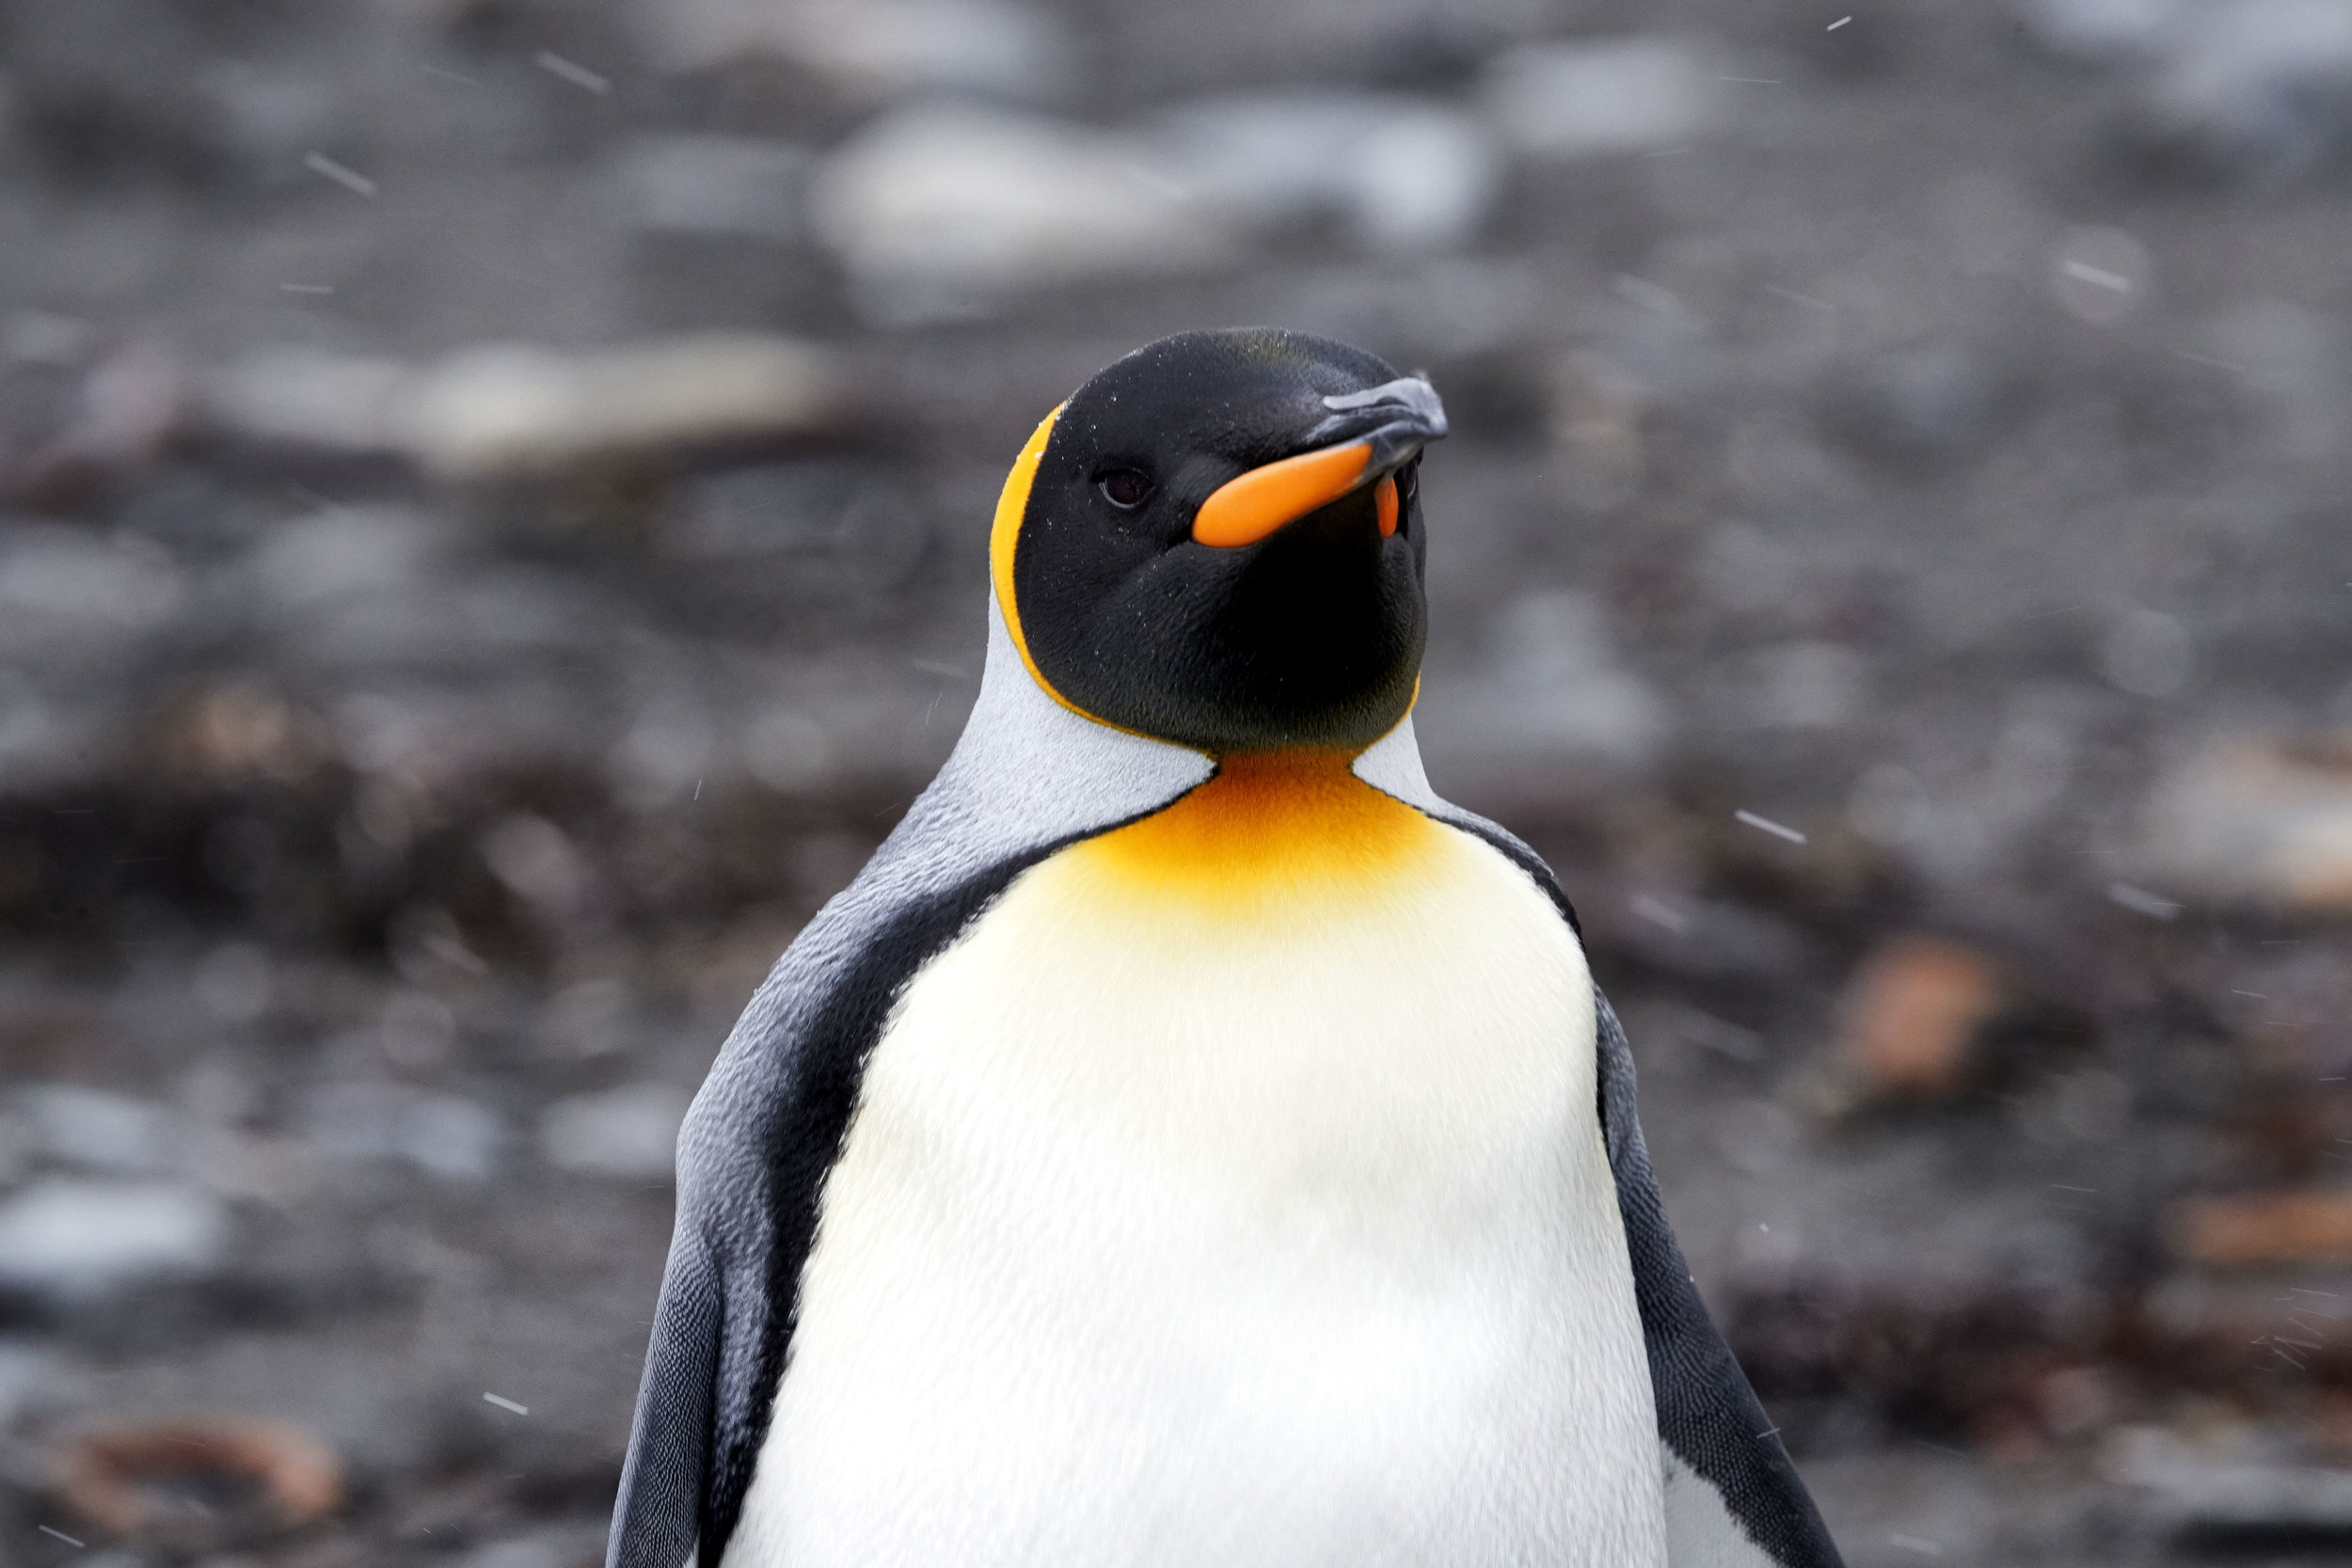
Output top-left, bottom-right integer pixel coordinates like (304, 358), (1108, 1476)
(1191, 441), (1375, 549)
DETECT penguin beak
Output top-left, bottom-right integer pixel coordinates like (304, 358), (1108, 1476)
(1191, 375), (1447, 550)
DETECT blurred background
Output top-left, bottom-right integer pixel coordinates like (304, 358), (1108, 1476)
(0, 0), (2350, 1561)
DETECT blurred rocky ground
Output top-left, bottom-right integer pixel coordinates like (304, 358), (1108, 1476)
(2, 0), (2352, 1561)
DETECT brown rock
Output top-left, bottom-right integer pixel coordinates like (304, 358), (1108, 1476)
(1836, 936), (2010, 1101)
(154, 684), (339, 787)
(56, 1417), (342, 1551)
(2169, 1190), (2352, 1269)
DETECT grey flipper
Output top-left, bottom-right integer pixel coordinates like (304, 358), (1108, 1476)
(606, 607), (1211, 1568)
(1356, 723), (1845, 1568)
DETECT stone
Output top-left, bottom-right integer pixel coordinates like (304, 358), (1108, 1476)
(56, 1418), (342, 1549)
(398, 1095), (506, 1182)
(2168, 1190), (2352, 1268)
(1482, 37), (1717, 160)
(300, 1083), (505, 1183)
(2135, 0), (2352, 182)
(2108, 1422), (2352, 1535)
(1152, 92), (1502, 254)
(648, 0), (1073, 103)
(617, 135), (811, 241)
(1419, 591), (1670, 772)
(1740, 641), (1869, 731)
(2019, 0), (2188, 63)
(20, 1085), (183, 1175)
(1826, 343), (2018, 471)
(810, 102), (1231, 324)
(0, 1340), (57, 1428)
(407, 338), (841, 480)
(0, 1179), (229, 1300)
(2134, 738), (2352, 914)
(539, 1083), (693, 1179)
(0, 527), (185, 665)
(2099, 606), (2193, 697)
(200, 336), (843, 480)
(1836, 938), (2012, 1101)
(0, 340), (185, 511)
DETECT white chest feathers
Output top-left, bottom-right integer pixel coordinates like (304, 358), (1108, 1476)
(728, 763), (1666, 1568)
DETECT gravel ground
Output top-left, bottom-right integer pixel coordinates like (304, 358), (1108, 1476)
(5, 0), (2352, 1561)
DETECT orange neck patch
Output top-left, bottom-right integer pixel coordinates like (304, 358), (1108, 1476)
(1065, 750), (1441, 918)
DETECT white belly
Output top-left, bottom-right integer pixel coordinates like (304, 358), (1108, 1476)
(727, 802), (1665, 1568)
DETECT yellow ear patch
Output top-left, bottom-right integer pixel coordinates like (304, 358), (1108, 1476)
(1060, 750), (1445, 923)
(990, 404), (1064, 701)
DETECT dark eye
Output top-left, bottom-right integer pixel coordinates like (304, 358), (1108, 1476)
(1097, 469), (1152, 510)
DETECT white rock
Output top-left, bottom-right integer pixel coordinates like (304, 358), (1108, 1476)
(252, 506), (446, 610)
(2019, 0), (2188, 62)
(0, 1340), (56, 1426)
(406, 338), (838, 479)
(2135, 738), (2352, 913)
(301, 1082), (408, 1164)
(194, 942), (277, 1025)
(0, 1180), (230, 1299)
(540, 1084), (692, 1179)
(202, 336), (840, 479)
(20, 1085), (183, 1175)
(1696, 520), (1798, 613)
(301, 1083), (505, 1182)
(464, 1540), (568, 1568)
(1489, 592), (1668, 761)
(0, 530), (185, 661)
(399, 1095), (506, 1182)
(1152, 92), (1502, 254)
(0, 1108), (28, 1185)
(2140, 0), (2352, 178)
(1422, 591), (1669, 772)
(479, 814), (595, 915)
(650, 0), (1073, 103)
(610, 701), (719, 808)
(2101, 607), (2194, 698)
(1745, 641), (1869, 730)
(2207, 297), (2348, 460)
(199, 350), (409, 453)
(618, 135), (810, 241)
(0, 669), (88, 794)
(2109, 1424), (2352, 1531)
(1482, 37), (1718, 160)
(811, 102), (1232, 324)
(742, 705), (837, 792)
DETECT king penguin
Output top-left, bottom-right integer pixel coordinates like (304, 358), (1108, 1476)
(607, 328), (1844, 1568)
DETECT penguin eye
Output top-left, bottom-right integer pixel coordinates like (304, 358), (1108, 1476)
(1096, 469), (1153, 510)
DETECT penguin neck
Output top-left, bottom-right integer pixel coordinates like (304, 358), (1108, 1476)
(1070, 746), (1440, 912)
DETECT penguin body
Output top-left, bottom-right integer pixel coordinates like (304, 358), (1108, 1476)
(736, 749), (1661, 1568)
(608, 330), (1843, 1568)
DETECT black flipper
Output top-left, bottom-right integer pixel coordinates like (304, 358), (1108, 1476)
(608, 1229), (720, 1568)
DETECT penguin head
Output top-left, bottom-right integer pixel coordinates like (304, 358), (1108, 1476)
(993, 327), (1446, 753)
